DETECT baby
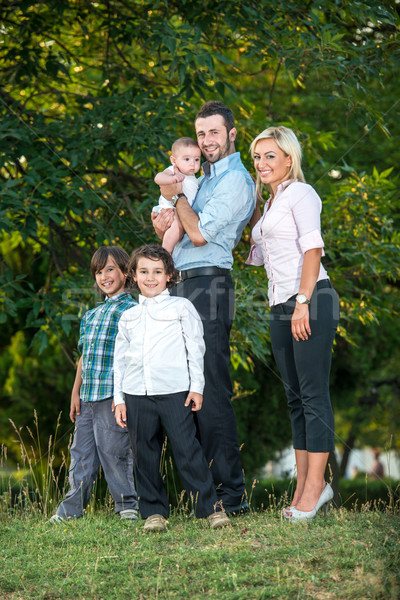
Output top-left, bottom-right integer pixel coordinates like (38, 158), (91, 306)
(152, 137), (201, 253)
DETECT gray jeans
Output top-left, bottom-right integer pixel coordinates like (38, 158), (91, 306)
(57, 398), (137, 518)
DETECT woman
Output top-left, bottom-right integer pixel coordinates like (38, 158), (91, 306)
(246, 126), (339, 522)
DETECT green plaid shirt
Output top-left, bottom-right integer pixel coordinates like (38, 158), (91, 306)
(78, 292), (136, 402)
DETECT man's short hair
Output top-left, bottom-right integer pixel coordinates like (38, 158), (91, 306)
(171, 137), (200, 156)
(195, 101), (234, 131)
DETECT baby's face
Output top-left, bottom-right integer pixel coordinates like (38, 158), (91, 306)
(172, 146), (201, 176)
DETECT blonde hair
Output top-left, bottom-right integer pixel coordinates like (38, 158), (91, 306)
(250, 126), (305, 199)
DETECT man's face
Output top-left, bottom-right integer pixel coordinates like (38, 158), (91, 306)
(195, 114), (236, 163)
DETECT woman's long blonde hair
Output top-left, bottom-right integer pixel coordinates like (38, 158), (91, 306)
(250, 126), (305, 199)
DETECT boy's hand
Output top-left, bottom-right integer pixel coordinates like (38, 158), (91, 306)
(70, 393), (81, 423)
(185, 392), (203, 412)
(115, 404), (128, 428)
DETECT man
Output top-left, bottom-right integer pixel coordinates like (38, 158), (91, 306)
(152, 101), (255, 514)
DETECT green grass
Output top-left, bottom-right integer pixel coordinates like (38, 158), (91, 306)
(2, 418), (399, 599)
(1, 508), (399, 599)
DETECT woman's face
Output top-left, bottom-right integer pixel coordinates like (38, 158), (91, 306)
(253, 138), (292, 195)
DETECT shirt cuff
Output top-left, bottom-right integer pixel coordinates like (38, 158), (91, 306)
(245, 244), (264, 266)
(197, 221), (214, 243)
(113, 395), (125, 406)
(189, 381), (204, 395)
(299, 230), (325, 256)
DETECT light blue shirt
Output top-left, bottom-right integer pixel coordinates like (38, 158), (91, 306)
(172, 152), (255, 270)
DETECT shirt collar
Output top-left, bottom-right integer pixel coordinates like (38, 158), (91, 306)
(202, 151), (241, 179)
(139, 288), (170, 305)
(104, 292), (131, 303)
(276, 179), (294, 195)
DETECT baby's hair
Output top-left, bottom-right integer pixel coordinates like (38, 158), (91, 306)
(171, 137), (200, 156)
(91, 246), (132, 298)
(129, 244), (179, 290)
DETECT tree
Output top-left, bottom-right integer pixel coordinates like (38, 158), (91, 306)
(1, 0), (399, 473)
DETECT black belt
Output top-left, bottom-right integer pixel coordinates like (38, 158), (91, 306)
(180, 267), (231, 280)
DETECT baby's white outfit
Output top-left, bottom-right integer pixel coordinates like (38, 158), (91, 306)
(152, 165), (199, 213)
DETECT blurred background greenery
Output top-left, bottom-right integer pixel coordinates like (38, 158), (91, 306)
(0, 0), (399, 485)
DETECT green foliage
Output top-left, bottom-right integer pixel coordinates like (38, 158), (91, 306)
(1, 0), (400, 471)
(0, 331), (75, 458)
(232, 362), (292, 475)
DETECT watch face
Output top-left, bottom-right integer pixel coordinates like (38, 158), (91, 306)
(296, 294), (309, 304)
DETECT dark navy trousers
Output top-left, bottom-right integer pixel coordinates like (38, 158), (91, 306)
(269, 280), (339, 453)
(172, 274), (246, 511)
(124, 391), (219, 519)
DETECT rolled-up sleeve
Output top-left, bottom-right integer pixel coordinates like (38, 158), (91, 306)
(291, 184), (325, 255)
(299, 230), (325, 255)
(198, 171), (250, 242)
(245, 243), (265, 266)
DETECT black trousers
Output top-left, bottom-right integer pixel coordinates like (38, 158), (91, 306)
(124, 391), (218, 519)
(269, 280), (339, 452)
(172, 274), (246, 510)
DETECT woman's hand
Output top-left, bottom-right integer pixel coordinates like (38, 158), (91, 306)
(291, 303), (311, 341)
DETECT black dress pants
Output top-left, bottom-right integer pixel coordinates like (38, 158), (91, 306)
(124, 391), (218, 519)
(172, 274), (246, 510)
(269, 280), (339, 452)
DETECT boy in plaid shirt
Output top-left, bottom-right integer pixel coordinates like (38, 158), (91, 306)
(50, 246), (138, 522)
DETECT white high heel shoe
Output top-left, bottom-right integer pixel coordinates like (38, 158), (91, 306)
(281, 505), (295, 516)
(285, 483), (333, 523)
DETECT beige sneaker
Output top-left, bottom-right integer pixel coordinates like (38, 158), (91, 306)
(207, 511), (231, 529)
(119, 508), (139, 521)
(143, 514), (168, 532)
(48, 514), (66, 524)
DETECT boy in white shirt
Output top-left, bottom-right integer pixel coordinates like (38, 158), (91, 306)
(114, 244), (230, 532)
(152, 138), (201, 253)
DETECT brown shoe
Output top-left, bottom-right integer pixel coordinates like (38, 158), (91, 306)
(207, 511), (231, 529)
(143, 514), (168, 532)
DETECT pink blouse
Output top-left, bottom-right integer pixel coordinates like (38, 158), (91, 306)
(246, 180), (328, 306)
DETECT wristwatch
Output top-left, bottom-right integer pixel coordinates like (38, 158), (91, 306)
(296, 294), (310, 305)
(171, 193), (186, 207)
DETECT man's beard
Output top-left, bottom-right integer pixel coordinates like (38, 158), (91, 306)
(204, 134), (231, 163)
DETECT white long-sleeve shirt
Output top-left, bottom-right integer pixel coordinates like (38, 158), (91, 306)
(246, 179), (328, 306)
(113, 289), (205, 405)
